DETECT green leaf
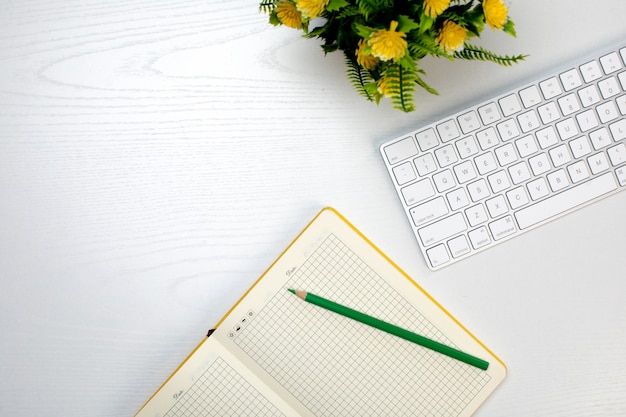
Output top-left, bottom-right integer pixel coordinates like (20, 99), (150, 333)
(353, 22), (376, 39)
(397, 53), (416, 70)
(268, 11), (281, 26)
(397, 15), (419, 33)
(418, 15), (434, 33)
(327, 0), (349, 12)
(502, 20), (517, 37)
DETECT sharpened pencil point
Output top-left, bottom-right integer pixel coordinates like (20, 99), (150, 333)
(287, 288), (295, 294)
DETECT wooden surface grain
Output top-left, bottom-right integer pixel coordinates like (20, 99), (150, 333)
(1, 0), (625, 415)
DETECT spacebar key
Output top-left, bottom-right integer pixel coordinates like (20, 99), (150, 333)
(515, 173), (617, 229)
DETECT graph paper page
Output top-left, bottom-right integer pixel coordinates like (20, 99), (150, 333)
(135, 336), (302, 417)
(215, 208), (506, 417)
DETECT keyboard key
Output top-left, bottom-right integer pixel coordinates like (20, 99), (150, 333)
(384, 137), (417, 164)
(536, 126), (559, 149)
(537, 102), (560, 124)
(600, 52), (622, 74)
(576, 109), (599, 132)
(414, 153), (437, 176)
(558, 93), (580, 116)
(418, 213), (467, 246)
(468, 226), (490, 249)
(453, 160), (477, 183)
(598, 77), (620, 99)
(432, 170), (456, 192)
(478, 102), (501, 125)
(506, 186), (529, 209)
(447, 235), (471, 258)
(499, 94), (522, 116)
(426, 244), (450, 268)
(609, 120), (626, 141)
(589, 127), (612, 149)
(401, 178), (435, 206)
(556, 118), (578, 140)
(515, 173), (617, 229)
(547, 169), (569, 192)
(569, 136), (592, 159)
(587, 152), (610, 174)
(616, 166), (626, 186)
(486, 195), (508, 217)
(392, 162), (416, 185)
(446, 188), (470, 210)
(415, 128), (439, 151)
(578, 85), (601, 107)
(410, 196), (448, 226)
(527, 177), (550, 200)
(608, 143), (626, 166)
(580, 60), (603, 82)
(467, 178), (490, 202)
(434, 144), (458, 167)
(560, 68), (582, 91)
(515, 135), (538, 158)
(476, 127), (500, 150)
(529, 153), (551, 176)
(597, 101), (619, 123)
(458, 111), (481, 133)
(519, 85), (542, 108)
(436, 120), (461, 142)
(539, 77), (562, 99)
(617, 95), (626, 116)
(508, 161), (531, 184)
(517, 110), (540, 133)
(455, 136), (479, 158)
(496, 119), (520, 141)
(474, 152), (498, 175)
(495, 143), (518, 166)
(549, 144), (572, 167)
(487, 170), (510, 193)
(567, 160), (590, 183)
(465, 203), (488, 226)
(488, 215), (516, 240)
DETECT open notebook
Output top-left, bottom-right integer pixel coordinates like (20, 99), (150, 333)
(136, 208), (506, 416)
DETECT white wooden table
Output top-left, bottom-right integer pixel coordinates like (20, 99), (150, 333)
(1, 1), (625, 415)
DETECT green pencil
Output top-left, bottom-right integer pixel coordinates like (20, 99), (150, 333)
(288, 289), (489, 371)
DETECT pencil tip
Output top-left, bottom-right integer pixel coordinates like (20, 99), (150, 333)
(287, 288), (295, 294)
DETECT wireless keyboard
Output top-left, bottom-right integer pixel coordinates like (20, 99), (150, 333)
(381, 43), (626, 270)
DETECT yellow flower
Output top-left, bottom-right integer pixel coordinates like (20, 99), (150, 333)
(295, 0), (329, 19)
(368, 21), (407, 62)
(436, 20), (467, 52)
(377, 77), (392, 98)
(276, 1), (303, 29)
(423, 0), (450, 18)
(482, 0), (508, 30)
(356, 39), (379, 70)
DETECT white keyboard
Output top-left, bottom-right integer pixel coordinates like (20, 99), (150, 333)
(381, 43), (626, 270)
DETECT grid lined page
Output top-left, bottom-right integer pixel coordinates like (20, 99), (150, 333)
(162, 357), (285, 417)
(232, 233), (491, 416)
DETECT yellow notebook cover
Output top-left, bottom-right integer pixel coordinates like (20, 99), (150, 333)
(136, 207), (506, 416)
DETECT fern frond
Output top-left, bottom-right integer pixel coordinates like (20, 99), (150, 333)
(414, 71), (439, 96)
(259, 0), (276, 14)
(338, 6), (361, 19)
(356, 0), (393, 19)
(408, 34), (445, 60)
(455, 44), (527, 66)
(382, 63), (416, 112)
(344, 55), (376, 102)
